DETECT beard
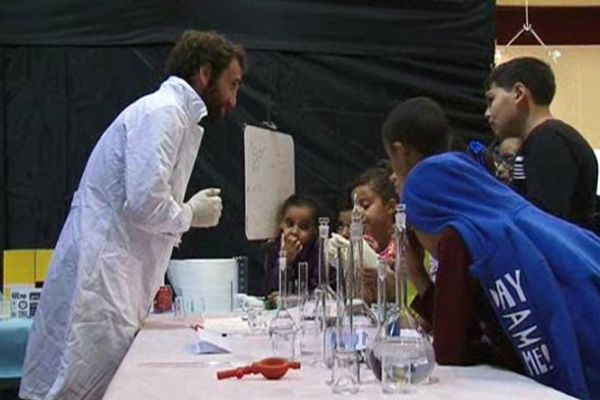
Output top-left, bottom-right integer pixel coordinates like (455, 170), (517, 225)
(201, 80), (224, 123)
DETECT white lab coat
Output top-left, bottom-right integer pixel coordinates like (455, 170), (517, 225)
(19, 76), (207, 400)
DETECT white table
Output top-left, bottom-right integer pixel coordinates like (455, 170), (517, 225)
(103, 314), (574, 400)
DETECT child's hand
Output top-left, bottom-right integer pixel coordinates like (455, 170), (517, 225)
(265, 291), (278, 310)
(267, 291), (278, 301)
(327, 233), (378, 270)
(282, 232), (303, 264)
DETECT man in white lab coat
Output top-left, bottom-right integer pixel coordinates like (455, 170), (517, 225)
(19, 30), (245, 400)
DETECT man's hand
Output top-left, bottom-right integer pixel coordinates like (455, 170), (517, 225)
(186, 188), (222, 228)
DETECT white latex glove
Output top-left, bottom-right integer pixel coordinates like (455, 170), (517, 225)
(326, 233), (346, 268)
(327, 233), (379, 270)
(186, 188), (222, 228)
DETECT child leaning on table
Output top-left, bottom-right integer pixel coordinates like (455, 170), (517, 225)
(383, 97), (600, 399)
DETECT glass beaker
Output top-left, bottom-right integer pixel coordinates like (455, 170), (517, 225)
(173, 296), (204, 321)
(331, 349), (360, 395)
(246, 297), (267, 333)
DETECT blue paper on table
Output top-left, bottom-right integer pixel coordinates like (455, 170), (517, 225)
(194, 329), (231, 354)
(0, 318), (33, 379)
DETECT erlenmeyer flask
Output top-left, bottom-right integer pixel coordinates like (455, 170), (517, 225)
(268, 238), (298, 360)
(369, 204), (435, 392)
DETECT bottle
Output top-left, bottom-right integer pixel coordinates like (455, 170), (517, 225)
(153, 285), (173, 313)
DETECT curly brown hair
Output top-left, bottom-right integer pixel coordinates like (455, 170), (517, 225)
(165, 30), (246, 84)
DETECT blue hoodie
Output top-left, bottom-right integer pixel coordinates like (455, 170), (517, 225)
(403, 152), (600, 400)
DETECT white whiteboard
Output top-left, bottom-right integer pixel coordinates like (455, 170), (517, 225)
(244, 125), (295, 240)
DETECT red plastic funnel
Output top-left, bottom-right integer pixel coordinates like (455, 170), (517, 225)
(217, 357), (301, 380)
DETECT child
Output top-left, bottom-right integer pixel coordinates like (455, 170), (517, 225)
(262, 194), (322, 296)
(400, 152), (600, 399)
(350, 164), (397, 263)
(380, 95), (600, 399)
(486, 57), (597, 231)
(334, 195), (352, 240)
(383, 97), (451, 188)
(493, 137), (522, 184)
(346, 165), (398, 304)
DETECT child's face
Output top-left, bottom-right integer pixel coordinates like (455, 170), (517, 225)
(495, 137), (522, 183)
(280, 205), (317, 246)
(389, 171), (403, 194)
(385, 142), (422, 194)
(351, 184), (395, 238)
(336, 210), (352, 239)
(485, 83), (524, 140)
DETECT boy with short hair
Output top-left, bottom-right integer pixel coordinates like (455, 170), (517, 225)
(485, 57), (598, 231)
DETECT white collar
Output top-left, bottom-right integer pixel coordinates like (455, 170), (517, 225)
(162, 76), (208, 123)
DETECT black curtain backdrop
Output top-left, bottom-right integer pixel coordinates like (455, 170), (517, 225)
(0, 0), (494, 294)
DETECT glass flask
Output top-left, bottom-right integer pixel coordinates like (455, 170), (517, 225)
(365, 255), (392, 381)
(375, 256), (388, 326)
(268, 238), (298, 359)
(336, 195), (378, 382)
(331, 231), (359, 395)
(368, 204), (435, 392)
(312, 217), (337, 366)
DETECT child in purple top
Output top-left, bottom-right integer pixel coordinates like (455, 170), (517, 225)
(263, 194), (322, 296)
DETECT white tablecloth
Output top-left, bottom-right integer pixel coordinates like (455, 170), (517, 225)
(103, 314), (574, 400)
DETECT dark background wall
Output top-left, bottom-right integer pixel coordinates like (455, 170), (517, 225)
(0, 0), (494, 294)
